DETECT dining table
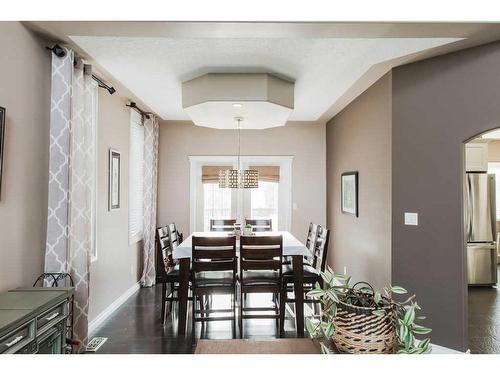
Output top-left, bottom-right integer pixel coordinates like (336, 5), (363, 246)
(173, 230), (312, 337)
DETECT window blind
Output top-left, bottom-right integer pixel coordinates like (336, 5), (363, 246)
(201, 165), (232, 183)
(129, 109), (144, 244)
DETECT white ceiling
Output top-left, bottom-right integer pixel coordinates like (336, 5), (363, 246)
(69, 36), (461, 122)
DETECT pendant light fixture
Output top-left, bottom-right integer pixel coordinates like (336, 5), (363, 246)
(219, 117), (259, 189)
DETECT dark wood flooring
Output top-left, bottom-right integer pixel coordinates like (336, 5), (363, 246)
(90, 285), (299, 354)
(468, 266), (500, 354)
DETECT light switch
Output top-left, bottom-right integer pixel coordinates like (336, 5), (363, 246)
(404, 212), (418, 226)
(293, 203), (298, 210)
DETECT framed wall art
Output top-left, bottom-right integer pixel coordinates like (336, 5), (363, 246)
(341, 171), (358, 217)
(109, 148), (121, 211)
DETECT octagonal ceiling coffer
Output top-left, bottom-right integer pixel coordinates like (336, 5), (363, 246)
(182, 73), (294, 129)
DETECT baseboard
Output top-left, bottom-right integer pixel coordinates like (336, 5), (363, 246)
(88, 281), (141, 335)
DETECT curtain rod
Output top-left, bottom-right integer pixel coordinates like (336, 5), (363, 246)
(126, 102), (153, 120)
(46, 44), (116, 95)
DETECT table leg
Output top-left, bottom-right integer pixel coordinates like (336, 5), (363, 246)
(292, 255), (304, 337)
(177, 258), (190, 335)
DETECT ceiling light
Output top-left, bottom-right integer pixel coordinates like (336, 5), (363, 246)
(232, 103), (243, 108)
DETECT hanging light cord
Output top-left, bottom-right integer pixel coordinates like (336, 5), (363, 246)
(237, 118), (241, 170)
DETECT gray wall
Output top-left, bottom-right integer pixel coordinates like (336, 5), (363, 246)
(392, 41), (500, 351)
(326, 72), (392, 291)
(157, 121), (326, 240)
(0, 22), (50, 292)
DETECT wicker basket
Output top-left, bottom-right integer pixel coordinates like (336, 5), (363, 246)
(332, 282), (397, 354)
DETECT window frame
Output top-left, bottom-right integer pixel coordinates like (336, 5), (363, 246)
(189, 155), (293, 233)
(90, 82), (99, 262)
(128, 109), (144, 244)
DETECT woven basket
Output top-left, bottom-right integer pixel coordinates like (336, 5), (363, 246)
(332, 282), (397, 354)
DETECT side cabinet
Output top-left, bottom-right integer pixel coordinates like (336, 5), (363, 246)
(0, 288), (73, 354)
(466, 142), (489, 172)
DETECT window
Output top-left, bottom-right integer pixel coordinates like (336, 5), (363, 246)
(129, 110), (144, 244)
(488, 162), (500, 219)
(90, 82), (98, 261)
(203, 183), (232, 231)
(189, 156), (292, 232)
(250, 181), (279, 230)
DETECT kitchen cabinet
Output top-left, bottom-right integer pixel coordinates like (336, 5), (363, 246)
(466, 143), (489, 172)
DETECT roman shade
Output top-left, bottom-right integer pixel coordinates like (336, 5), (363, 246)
(202, 165), (232, 183)
(250, 166), (280, 182)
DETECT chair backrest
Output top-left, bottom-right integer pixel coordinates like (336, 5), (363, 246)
(305, 223), (319, 252)
(240, 235), (283, 283)
(311, 226), (330, 272)
(210, 219), (237, 232)
(167, 223), (182, 249)
(156, 226), (172, 277)
(192, 236), (237, 285)
(245, 219), (272, 232)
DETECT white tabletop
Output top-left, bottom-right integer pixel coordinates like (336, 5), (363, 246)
(173, 231), (311, 260)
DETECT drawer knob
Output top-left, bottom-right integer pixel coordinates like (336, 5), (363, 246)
(5, 335), (23, 347)
(45, 312), (60, 321)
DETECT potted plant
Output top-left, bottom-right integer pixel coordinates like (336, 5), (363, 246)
(243, 223), (253, 236)
(306, 267), (431, 354)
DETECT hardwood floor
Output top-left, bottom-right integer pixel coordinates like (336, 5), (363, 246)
(89, 284), (299, 354)
(468, 266), (500, 354)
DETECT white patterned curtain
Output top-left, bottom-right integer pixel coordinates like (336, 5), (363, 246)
(45, 47), (95, 352)
(140, 115), (159, 287)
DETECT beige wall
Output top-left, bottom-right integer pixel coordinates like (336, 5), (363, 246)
(0, 22), (141, 322)
(157, 121), (326, 240)
(0, 22), (51, 292)
(88, 84), (142, 323)
(326, 72), (392, 291)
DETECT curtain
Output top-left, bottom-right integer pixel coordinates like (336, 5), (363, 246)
(140, 115), (159, 287)
(249, 166), (280, 182)
(45, 47), (95, 352)
(202, 165), (232, 183)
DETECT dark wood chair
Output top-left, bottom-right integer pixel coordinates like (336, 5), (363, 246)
(210, 219), (237, 232)
(191, 236), (238, 338)
(156, 223), (188, 324)
(280, 226), (330, 336)
(239, 235), (283, 338)
(245, 219), (272, 232)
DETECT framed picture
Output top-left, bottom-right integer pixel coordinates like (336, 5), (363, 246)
(108, 148), (121, 211)
(0, 107), (5, 200)
(341, 171), (358, 217)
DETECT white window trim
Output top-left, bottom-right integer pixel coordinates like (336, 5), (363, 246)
(189, 155), (293, 234)
(90, 82), (99, 263)
(128, 109), (144, 245)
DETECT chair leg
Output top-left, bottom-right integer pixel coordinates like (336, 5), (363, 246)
(274, 293), (279, 333)
(169, 283), (174, 313)
(191, 293), (196, 339)
(280, 285), (286, 338)
(161, 282), (166, 324)
(239, 289), (244, 338)
(232, 288), (236, 339)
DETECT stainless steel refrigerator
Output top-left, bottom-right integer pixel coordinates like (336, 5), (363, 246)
(466, 172), (498, 286)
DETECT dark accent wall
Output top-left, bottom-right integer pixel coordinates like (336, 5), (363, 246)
(392, 41), (500, 351)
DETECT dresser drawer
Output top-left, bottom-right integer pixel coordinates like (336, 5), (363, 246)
(37, 301), (68, 333)
(0, 320), (35, 354)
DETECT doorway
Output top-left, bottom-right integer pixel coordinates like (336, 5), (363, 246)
(464, 131), (500, 353)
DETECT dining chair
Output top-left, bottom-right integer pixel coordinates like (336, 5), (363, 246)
(280, 226), (330, 336)
(191, 236), (238, 338)
(245, 218), (272, 232)
(167, 222), (183, 248)
(210, 219), (237, 232)
(157, 223), (190, 324)
(239, 235), (283, 338)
